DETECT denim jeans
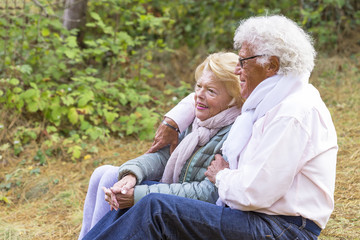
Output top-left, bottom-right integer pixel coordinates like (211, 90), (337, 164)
(83, 193), (318, 240)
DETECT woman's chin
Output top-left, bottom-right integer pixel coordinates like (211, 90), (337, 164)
(195, 112), (207, 121)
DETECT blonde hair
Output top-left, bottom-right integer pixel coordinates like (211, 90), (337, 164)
(195, 52), (242, 108)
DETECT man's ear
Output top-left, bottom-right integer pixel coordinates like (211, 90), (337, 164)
(266, 56), (280, 77)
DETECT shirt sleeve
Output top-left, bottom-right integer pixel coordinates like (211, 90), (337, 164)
(118, 147), (170, 184)
(165, 93), (195, 133)
(217, 116), (310, 211)
(133, 178), (218, 204)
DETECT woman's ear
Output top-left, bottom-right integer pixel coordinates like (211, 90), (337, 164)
(266, 56), (280, 77)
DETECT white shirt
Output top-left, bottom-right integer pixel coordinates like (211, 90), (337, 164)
(165, 93), (195, 133)
(166, 90), (338, 229)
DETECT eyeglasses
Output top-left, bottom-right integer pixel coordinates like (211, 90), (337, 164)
(238, 55), (264, 68)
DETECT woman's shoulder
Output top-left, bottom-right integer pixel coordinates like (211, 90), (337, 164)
(182, 122), (233, 139)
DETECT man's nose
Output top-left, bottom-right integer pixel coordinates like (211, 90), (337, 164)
(234, 64), (241, 75)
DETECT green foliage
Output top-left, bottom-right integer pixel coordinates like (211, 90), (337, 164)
(0, 0), (358, 160)
(33, 150), (47, 166)
(0, 0), (176, 160)
(0, 168), (23, 196)
(0, 195), (10, 204)
(30, 167), (41, 176)
(154, 0), (359, 53)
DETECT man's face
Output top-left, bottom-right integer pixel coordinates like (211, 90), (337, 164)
(234, 42), (269, 99)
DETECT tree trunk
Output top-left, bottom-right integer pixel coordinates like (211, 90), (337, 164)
(63, 0), (88, 30)
(62, 0), (88, 47)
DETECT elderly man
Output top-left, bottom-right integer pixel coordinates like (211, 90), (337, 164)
(84, 15), (337, 240)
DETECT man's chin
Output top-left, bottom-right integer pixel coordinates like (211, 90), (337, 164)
(240, 90), (248, 99)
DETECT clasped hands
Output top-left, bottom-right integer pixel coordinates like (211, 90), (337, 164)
(102, 174), (137, 211)
(103, 155), (228, 211)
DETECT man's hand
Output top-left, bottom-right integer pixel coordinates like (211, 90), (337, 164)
(103, 187), (135, 210)
(205, 154), (229, 183)
(114, 188), (135, 209)
(103, 174), (137, 210)
(146, 117), (179, 154)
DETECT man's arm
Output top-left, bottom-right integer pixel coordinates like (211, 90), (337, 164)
(146, 117), (180, 154)
(147, 93), (195, 153)
(204, 154), (229, 183)
(216, 116), (310, 210)
(165, 93), (195, 132)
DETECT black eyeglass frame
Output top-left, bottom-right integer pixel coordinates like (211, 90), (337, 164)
(238, 55), (265, 68)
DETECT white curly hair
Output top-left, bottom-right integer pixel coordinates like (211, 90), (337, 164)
(233, 15), (316, 75)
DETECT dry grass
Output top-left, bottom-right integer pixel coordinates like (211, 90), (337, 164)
(0, 55), (359, 239)
(0, 137), (152, 239)
(313, 56), (360, 239)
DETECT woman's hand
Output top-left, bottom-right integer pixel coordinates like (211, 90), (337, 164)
(103, 187), (118, 210)
(205, 154), (229, 183)
(112, 174), (137, 195)
(146, 117), (179, 154)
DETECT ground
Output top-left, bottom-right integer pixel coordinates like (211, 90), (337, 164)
(0, 55), (359, 239)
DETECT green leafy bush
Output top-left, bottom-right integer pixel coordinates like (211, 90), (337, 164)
(0, 0), (358, 160)
(0, 0), (177, 160)
(155, 0), (359, 54)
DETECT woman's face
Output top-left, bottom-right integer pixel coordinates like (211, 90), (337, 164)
(194, 69), (233, 121)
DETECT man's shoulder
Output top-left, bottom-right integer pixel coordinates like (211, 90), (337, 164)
(270, 86), (328, 120)
(263, 86), (336, 137)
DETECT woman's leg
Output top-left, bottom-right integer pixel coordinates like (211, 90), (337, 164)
(91, 166), (120, 226)
(78, 165), (119, 240)
(79, 181), (159, 240)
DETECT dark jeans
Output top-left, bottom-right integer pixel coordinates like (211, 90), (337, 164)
(83, 193), (318, 240)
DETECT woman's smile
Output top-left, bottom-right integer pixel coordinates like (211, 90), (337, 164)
(194, 69), (233, 121)
(196, 102), (208, 110)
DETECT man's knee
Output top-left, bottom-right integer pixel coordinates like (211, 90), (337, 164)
(141, 193), (165, 204)
(137, 193), (173, 212)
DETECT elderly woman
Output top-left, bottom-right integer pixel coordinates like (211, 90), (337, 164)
(82, 15), (337, 240)
(78, 52), (242, 239)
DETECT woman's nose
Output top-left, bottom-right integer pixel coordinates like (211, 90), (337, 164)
(196, 88), (205, 98)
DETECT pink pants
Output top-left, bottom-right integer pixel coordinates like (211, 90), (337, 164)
(78, 165), (119, 240)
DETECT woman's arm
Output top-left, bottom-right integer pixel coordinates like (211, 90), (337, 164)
(106, 148), (171, 210)
(133, 178), (218, 204)
(118, 147), (171, 184)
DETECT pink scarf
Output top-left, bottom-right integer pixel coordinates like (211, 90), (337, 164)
(161, 106), (242, 183)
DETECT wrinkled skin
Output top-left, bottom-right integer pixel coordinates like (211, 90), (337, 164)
(204, 154), (229, 183)
(146, 117), (179, 154)
(103, 174), (136, 210)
